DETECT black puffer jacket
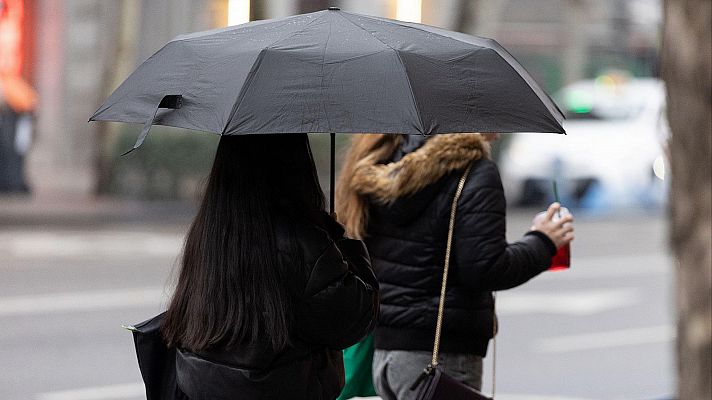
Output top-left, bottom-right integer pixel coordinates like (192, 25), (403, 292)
(175, 215), (379, 400)
(351, 134), (555, 357)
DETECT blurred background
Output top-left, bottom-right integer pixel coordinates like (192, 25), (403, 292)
(0, 0), (666, 204)
(1, 1), (708, 400)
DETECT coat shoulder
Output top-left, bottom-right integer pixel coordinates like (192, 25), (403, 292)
(467, 158), (502, 187)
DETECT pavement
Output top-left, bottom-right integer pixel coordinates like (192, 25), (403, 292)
(0, 196), (675, 400)
(0, 194), (197, 227)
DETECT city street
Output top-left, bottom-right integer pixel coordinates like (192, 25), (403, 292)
(0, 209), (674, 400)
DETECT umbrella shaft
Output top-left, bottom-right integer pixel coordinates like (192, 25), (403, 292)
(330, 132), (335, 215)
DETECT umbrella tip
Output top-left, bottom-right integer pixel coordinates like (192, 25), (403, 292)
(120, 147), (137, 157)
(327, 6), (340, 11)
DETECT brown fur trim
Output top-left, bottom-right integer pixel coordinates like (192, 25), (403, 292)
(350, 134), (490, 203)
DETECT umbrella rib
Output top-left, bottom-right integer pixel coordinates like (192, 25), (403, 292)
(319, 16), (333, 133)
(337, 12), (425, 135)
(222, 13), (329, 134)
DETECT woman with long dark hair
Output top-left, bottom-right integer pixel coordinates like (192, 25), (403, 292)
(162, 134), (378, 399)
(337, 133), (574, 399)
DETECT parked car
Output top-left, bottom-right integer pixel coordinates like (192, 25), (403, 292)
(498, 76), (669, 209)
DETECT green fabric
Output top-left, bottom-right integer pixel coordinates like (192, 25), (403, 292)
(337, 333), (376, 399)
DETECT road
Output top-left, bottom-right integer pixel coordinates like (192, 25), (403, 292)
(0, 209), (674, 400)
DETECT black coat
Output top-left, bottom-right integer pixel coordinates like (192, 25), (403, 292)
(353, 135), (555, 357)
(175, 216), (379, 399)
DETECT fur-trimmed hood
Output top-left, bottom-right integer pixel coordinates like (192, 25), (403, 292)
(350, 134), (490, 203)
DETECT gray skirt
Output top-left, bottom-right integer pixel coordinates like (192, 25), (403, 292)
(372, 349), (483, 400)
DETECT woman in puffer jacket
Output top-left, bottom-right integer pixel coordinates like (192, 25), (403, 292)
(161, 134), (379, 400)
(336, 133), (574, 400)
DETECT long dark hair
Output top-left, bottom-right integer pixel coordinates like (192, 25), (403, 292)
(162, 134), (326, 352)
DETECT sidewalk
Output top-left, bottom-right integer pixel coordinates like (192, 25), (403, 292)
(0, 194), (196, 227)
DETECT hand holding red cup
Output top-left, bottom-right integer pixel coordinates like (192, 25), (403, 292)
(531, 203), (575, 270)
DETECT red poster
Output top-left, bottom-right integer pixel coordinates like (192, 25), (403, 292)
(0, 0), (24, 76)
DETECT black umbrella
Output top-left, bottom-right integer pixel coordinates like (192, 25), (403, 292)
(90, 7), (565, 212)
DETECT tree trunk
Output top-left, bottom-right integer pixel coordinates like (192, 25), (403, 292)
(94, 0), (131, 195)
(661, 1), (712, 399)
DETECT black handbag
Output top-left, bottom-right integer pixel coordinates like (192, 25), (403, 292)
(410, 164), (495, 400)
(413, 366), (492, 400)
(124, 312), (182, 400)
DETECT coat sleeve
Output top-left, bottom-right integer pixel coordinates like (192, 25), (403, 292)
(294, 237), (379, 350)
(453, 160), (555, 291)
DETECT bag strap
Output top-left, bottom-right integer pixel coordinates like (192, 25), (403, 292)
(430, 163), (472, 366)
(429, 162), (497, 398)
(491, 292), (497, 397)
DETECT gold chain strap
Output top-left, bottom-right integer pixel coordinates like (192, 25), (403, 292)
(492, 292), (497, 397)
(429, 162), (497, 399)
(431, 163), (473, 366)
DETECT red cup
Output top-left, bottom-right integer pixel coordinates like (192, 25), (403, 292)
(549, 242), (570, 271)
(533, 207), (571, 271)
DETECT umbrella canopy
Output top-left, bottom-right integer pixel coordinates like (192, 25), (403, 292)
(90, 8), (564, 142)
(90, 8), (566, 212)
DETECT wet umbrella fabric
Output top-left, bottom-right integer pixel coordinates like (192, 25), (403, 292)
(90, 8), (564, 145)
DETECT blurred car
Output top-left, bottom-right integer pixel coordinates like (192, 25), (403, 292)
(498, 75), (669, 209)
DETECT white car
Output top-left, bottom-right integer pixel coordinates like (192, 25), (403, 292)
(498, 77), (669, 209)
